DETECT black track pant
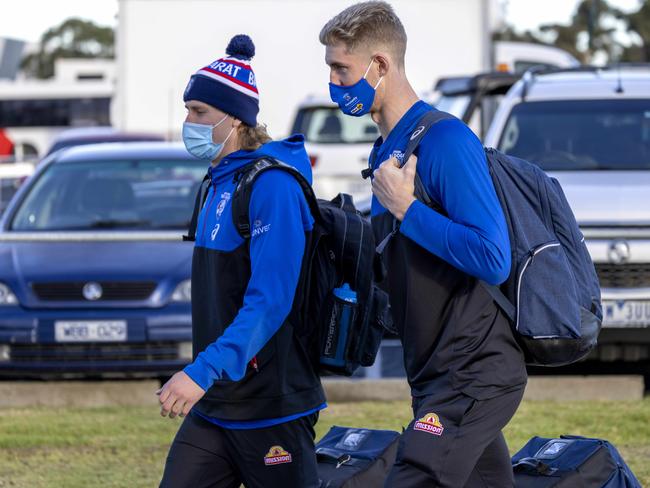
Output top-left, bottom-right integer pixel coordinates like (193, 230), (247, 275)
(160, 411), (320, 488)
(385, 387), (525, 488)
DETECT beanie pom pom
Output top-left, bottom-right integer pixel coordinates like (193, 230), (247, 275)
(226, 35), (255, 61)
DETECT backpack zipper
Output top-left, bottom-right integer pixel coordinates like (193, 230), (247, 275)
(515, 242), (561, 331)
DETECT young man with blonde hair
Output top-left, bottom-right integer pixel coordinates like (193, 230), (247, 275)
(320, 3), (528, 486)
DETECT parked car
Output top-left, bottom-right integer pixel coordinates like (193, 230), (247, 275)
(45, 126), (164, 157)
(484, 64), (650, 366)
(290, 95), (379, 203)
(0, 142), (204, 378)
(0, 162), (34, 217)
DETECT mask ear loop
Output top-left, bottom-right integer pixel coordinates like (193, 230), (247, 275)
(211, 114), (229, 129)
(213, 126), (236, 161)
(363, 58), (384, 90)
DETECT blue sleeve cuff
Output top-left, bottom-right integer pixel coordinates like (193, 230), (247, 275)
(183, 356), (217, 392)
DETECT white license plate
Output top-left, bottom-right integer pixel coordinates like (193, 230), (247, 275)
(54, 320), (127, 342)
(602, 301), (650, 328)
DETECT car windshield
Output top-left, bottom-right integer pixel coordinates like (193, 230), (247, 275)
(294, 106), (379, 144)
(10, 159), (206, 231)
(498, 99), (650, 170)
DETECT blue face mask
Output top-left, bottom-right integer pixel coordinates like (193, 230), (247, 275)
(329, 59), (383, 117)
(182, 115), (234, 160)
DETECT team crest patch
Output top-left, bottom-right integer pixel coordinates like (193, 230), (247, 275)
(215, 192), (231, 219)
(390, 150), (404, 162)
(264, 445), (293, 466)
(414, 412), (444, 436)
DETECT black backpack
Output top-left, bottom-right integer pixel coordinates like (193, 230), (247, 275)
(188, 157), (389, 376)
(367, 110), (602, 367)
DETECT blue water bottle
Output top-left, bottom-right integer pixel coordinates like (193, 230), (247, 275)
(321, 283), (358, 369)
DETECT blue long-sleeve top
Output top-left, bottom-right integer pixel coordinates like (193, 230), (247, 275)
(370, 102), (511, 285)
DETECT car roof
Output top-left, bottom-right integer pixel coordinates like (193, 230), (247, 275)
(435, 72), (521, 96)
(52, 126), (164, 143)
(53, 126), (119, 140)
(52, 141), (198, 163)
(514, 66), (650, 101)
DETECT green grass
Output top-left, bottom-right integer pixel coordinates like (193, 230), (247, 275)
(0, 399), (649, 487)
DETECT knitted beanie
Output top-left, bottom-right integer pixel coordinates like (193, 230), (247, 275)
(183, 34), (259, 126)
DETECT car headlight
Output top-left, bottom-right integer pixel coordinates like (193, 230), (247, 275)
(0, 283), (18, 306)
(0, 345), (10, 362)
(171, 279), (191, 302)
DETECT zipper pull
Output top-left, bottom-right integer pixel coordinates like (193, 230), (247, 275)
(250, 356), (259, 373)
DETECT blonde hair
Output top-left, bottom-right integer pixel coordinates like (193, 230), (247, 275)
(238, 123), (272, 151)
(319, 1), (407, 67)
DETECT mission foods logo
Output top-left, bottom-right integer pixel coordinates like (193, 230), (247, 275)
(264, 445), (292, 466)
(414, 412), (444, 436)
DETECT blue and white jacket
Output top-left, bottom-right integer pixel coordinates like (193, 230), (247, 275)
(184, 135), (326, 426)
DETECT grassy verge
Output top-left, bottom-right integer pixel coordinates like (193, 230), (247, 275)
(0, 399), (648, 487)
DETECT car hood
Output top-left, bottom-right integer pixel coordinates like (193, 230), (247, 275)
(0, 233), (192, 306)
(552, 171), (650, 226)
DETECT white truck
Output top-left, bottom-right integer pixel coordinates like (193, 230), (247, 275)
(114, 0), (500, 140)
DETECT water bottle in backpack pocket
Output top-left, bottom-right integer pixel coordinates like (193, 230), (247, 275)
(320, 284), (358, 370)
(229, 157), (390, 377)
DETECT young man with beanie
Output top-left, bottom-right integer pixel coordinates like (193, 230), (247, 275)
(158, 34), (324, 488)
(320, 3), (528, 487)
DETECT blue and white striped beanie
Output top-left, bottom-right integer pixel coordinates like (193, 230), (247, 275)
(183, 35), (259, 127)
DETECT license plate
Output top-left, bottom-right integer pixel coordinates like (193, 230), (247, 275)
(54, 320), (127, 342)
(602, 301), (650, 328)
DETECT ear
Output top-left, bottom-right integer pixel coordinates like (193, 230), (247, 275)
(232, 118), (243, 128)
(374, 53), (390, 77)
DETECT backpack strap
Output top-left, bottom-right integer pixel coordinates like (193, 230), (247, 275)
(361, 136), (383, 180)
(375, 110), (453, 254)
(231, 157), (322, 240)
(183, 171), (212, 242)
(481, 283), (515, 322)
(405, 110), (454, 212)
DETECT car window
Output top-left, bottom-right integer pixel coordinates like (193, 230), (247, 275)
(498, 99), (650, 170)
(294, 107), (378, 144)
(10, 159), (206, 230)
(434, 94), (471, 119)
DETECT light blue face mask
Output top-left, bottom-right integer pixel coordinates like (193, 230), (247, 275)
(182, 115), (234, 160)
